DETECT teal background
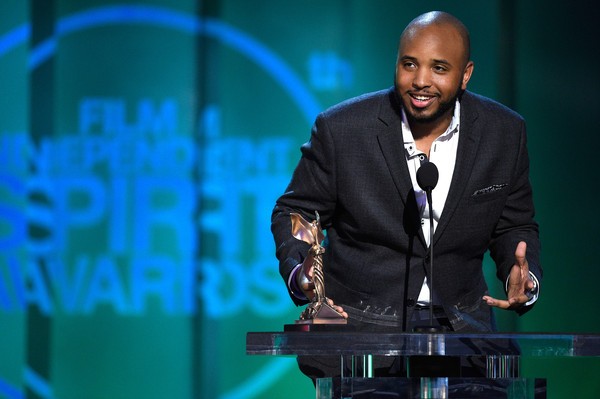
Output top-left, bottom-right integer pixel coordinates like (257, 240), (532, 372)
(1, 1), (599, 398)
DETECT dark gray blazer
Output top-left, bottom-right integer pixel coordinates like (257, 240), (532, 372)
(271, 87), (541, 332)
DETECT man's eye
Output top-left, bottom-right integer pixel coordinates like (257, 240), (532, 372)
(433, 65), (448, 72)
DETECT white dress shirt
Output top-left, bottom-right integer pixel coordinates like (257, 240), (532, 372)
(402, 101), (460, 305)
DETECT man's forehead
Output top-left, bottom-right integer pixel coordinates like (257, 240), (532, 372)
(403, 23), (461, 43)
(400, 24), (467, 59)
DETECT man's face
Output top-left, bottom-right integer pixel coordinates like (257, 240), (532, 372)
(395, 24), (473, 125)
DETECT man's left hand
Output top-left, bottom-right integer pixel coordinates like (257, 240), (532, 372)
(483, 241), (536, 310)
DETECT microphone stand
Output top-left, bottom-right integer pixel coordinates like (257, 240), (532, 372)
(410, 161), (458, 387)
(426, 188), (435, 328)
(414, 187), (441, 333)
(414, 160), (442, 333)
(415, 189), (450, 399)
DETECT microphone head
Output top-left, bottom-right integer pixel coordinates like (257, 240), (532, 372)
(417, 161), (439, 191)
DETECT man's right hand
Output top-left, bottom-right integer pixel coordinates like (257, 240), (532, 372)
(296, 253), (349, 319)
(296, 252), (316, 300)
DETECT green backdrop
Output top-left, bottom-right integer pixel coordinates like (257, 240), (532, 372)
(1, 1), (599, 398)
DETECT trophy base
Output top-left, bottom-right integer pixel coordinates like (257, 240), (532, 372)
(284, 322), (352, 332)
(285, 301), (348, 331)
(299, 301), (348, 324)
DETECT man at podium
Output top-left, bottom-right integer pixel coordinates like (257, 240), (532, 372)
(271, 10), (542, 381)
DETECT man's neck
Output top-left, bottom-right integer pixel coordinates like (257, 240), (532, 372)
(410, 114), (453, 157)
(401, 99), (461, 157)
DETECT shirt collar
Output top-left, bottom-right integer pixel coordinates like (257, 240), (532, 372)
(402, 100), (461, 157)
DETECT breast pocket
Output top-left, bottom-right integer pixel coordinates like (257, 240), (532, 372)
(469, 183), (508, 203)
(457, 186), (508, 238)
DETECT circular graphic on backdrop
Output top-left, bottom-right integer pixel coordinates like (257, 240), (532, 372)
(0, 4), (321, 399)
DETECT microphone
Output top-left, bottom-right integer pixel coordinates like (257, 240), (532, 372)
(416, 160), (439, 193)
(416, 161), (440, 331)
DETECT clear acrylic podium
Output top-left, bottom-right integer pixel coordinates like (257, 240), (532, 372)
(246, 331), (600, 398)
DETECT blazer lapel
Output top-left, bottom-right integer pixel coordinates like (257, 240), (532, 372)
(433, 92), (482, 245)
(376, 90), (427, 247)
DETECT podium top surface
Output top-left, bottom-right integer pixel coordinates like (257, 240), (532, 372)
(246, 331), (600, 357)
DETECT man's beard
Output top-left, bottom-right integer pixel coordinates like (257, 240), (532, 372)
(407, 95), (456, 123)
(395, 82), (463, 125)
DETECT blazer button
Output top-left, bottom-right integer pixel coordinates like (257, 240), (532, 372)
(406, 298), (415, 307)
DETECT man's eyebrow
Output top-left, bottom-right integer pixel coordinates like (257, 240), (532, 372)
(399, 55), (417, 62)
(399, 55), (452, 66)
(432, 58), (451, 65)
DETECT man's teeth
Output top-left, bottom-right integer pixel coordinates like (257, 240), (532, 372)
(414, 95), (431, 101)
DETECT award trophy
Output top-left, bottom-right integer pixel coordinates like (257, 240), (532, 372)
(289, 212), (347, 325)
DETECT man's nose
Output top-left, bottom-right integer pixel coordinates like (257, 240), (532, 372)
(412, 68), (431, 89)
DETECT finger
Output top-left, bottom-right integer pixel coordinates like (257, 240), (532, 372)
(326, 298), (349, 318)
(507, 294), (530, 307)
(303, 254), (314, 272)
(515, 241), (527, 268)
(482, 295), (510, 310)
(507, 264), (526, 288)
(511, 267), (535, 292)
(526, 277), (535, 291)
(335, 307), (349, 318)
(485, 292), (530, 310)
(301, 281), (315, 293)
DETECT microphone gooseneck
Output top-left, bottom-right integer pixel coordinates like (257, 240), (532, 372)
(416, 161), (439, 330)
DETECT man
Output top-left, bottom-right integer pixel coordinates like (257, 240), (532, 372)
(271, 11), (541, 379)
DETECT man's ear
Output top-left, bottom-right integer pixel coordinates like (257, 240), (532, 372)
(461, 61), (474, 90)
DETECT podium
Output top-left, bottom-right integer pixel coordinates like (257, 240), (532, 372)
(246, 331), (600, 398)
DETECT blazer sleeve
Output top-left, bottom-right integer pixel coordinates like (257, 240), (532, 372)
(271, 113), (337, 305)
(488, 119), (542, 314)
